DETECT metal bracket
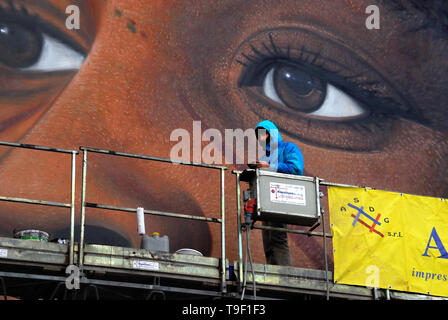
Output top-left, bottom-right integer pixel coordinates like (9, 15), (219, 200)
(145, 277), (166, 300)
(145, 290), (166, 300)
(49, 282), (68, 300)
(82, 284), (100, 300)
(307, 219), (321, 235)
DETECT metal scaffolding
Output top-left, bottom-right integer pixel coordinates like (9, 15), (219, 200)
(0, 141), (444, 300)
(0, 141), (78, 265)
(77, 146), (228, 294)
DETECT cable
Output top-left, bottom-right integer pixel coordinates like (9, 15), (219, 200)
(240, 227), (249, 300)
(241, 201), (257, 300)
(246, 227), (256, 300)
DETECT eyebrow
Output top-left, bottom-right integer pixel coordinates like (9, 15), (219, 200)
(382, 0), (448, 37)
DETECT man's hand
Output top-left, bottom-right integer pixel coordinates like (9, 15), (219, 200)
(248, 161), (270, 169)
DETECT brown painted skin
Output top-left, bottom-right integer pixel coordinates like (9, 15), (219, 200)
(0, 0), (447, 269)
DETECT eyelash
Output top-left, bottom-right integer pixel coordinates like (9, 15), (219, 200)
(236, 35), (405, 121)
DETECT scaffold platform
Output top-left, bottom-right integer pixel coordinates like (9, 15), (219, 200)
(0, 237), (443, 301)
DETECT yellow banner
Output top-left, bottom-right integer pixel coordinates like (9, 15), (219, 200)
(329, 187), (448, 297)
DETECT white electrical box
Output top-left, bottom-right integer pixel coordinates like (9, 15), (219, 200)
(241, 169), (320, 226)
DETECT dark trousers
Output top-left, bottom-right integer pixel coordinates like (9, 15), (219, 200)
(262, 220), (291, 266)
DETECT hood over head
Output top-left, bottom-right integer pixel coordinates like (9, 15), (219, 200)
(255, 120), (284, 145)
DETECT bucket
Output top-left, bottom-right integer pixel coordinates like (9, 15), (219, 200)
(140, 232), (169, 252)
(14, 229), (49, 242)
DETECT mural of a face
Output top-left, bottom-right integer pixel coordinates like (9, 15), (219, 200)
(0, 0), (447, 268)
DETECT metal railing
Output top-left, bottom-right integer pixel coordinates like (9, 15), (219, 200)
(77, 146), (228, 293)
(0, 142), (411, 300)
(0, 141), (376, 299)
(0, 141), (78, 265)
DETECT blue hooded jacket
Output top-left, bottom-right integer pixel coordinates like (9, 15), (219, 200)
(255, 120), (304, 175)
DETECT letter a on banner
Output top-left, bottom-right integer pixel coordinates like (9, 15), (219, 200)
(422, 227), (448, 259)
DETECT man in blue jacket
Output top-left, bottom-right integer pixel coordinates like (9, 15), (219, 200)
(250, 120), (304, 266)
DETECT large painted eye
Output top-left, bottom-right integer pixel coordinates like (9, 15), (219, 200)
(0, 4), (93, 145)
(0, 21), (42, 68)
(23, 34), (84, 71)
(235, 30), (422, 151)
(0, 21), (84, 71)
(262, 64), (367, 120)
